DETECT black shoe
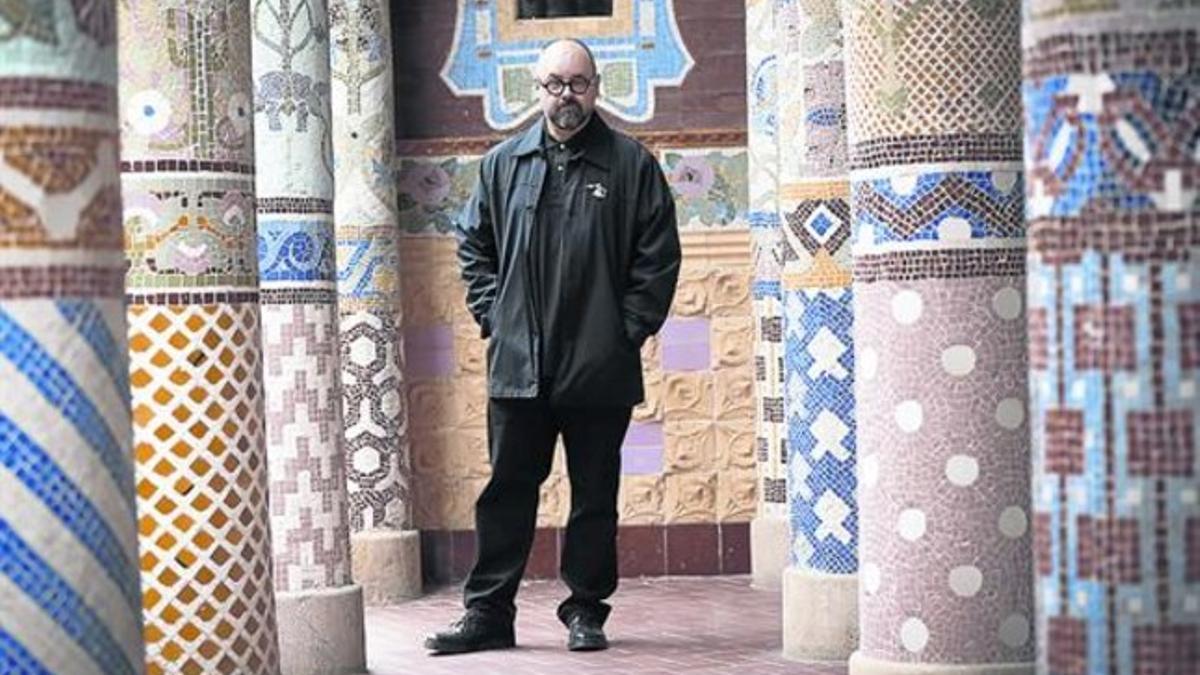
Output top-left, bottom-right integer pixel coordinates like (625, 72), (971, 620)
(424, 612), (515, 654)
(566, 614), (608, 652)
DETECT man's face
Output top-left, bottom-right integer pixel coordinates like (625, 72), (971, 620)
(535, 43), (599, 136)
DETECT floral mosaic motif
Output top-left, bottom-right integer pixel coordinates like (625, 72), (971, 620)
(395, 155), (480, 235)
(122, 182), (259, 286)
(663, 150), (748, 229)
(440, 0), (693, 129)
(119, 2), (256, 161)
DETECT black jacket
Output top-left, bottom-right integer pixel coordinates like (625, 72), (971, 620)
(456, 114), (681, 405)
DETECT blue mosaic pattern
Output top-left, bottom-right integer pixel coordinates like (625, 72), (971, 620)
(257, 219), (338, 283)
(336, 234), (398, 299)
(0, 416), (139, 612)
(0, 311), (134, 508)
(0, 520), (136, 675)
(441, 0), (694, 129)
(852, 171), (1025, 244)
(54, 301), (129, 400)
(1025, 21), (1200, 672)
(0, 631), (51, 675)
(785, 287), (857, 572)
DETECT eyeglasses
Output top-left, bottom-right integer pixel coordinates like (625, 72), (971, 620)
(537, 75), (597, 96)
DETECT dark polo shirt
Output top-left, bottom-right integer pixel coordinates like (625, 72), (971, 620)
(531, 114), (602, 387)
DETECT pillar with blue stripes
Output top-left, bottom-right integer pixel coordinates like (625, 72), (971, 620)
(0, 1), (145, 673)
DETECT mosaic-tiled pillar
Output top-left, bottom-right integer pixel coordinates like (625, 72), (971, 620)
(844, 2), (1034, 672)
(250, 0), (366, 670)
(776, 0), (857, 660)
(746, 0), (789, 590)
(1024, 2), (1200, 672)
(118, 1), (281, 672)
(329, 0), (421, 603)
(0, 3), (145, 673)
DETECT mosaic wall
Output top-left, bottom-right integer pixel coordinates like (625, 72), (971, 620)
(401, 232), (757, 530)
(845, 0), (1034, 668)
(118, 1), (280, 672)
(330, 0), (414, 531)
(1024, 1), (1200, 672)
(0, 2), (145, 673)
(440, 0), (693, 129)
(776, 0), (856, 574)
(395, 149), (747, 236)
(746, 0), (787, 520)
(395, 0), (744, 139)
(252, 0), (354, 594)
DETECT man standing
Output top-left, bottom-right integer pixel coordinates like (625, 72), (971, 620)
(424, 38), (681, 654)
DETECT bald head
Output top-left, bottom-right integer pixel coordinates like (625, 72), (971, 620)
(536, 39), (597, 80)
(534, 38), (601, 141)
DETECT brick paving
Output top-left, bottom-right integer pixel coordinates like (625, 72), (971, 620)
(365, 575), (848, 674)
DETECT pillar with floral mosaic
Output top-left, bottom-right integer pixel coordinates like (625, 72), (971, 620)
(118, 0), (282, 672)
(330, 0), (423, 603)
(844, 1), (1034, 672)
(1024, 1), (1200, 672)
(775, 0), (858, 660)
(250, 0), (367, 671)
(745, 0), (789, 591)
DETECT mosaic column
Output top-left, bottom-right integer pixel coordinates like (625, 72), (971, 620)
(250, 0), (367, 671)
(776, 0), (858, 660)
(746, 0), (789, 590)
(118, 1), (281, 672)
(0, 3), (145, 674)
(1024, 2), (1200, 672)
(844, 1), (1034, 673)
(329, 0), (421, 604)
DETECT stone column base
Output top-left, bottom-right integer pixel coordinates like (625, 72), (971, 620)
(848, 651), (1035, 675)
(351, 529), (422, 605)
(750, 515), (789, 590)
(782, 567), (858, 661)
(277, 584), (366, 675)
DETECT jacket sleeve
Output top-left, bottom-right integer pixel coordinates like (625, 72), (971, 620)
(456, 157), (499, 339)
(622, 153), (681, 346)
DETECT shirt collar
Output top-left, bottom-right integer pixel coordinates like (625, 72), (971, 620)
(514, 113), (612, 170)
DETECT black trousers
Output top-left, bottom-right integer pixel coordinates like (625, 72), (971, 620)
(463, 396), (631, 626)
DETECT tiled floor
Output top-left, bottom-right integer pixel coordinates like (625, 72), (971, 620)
(365, 575), (849, 674)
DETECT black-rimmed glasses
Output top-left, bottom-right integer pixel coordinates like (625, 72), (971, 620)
(537, 75), (598, 96)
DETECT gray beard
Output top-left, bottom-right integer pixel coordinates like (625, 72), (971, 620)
(551, 103), (587, 131)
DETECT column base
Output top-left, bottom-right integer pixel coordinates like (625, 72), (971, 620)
(848, 651), (1034, 675)
(782, 567), (857, 661)
(750, 515), (789, 590)
(351, 529), (422, 605)
(276, 584), (366, 675)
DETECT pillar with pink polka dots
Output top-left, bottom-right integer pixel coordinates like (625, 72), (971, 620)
(843, 1), (1035, 672)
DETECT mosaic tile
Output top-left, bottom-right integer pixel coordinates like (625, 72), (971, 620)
(0, 6), (141, 665)
(774, 0), (858, 579)
(331, 0), (413, 532)
(846, 0), (1033, 668)
(252, 0), (356, 598)
(118, 1), (280, 671)
(661, 148), (748, 230)
(127, 303), (278, 674)
(441, 0), (694, 129)
(1025, 6), (1200, 671)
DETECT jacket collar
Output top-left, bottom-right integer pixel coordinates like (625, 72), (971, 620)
(513, 113), (612, 170)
